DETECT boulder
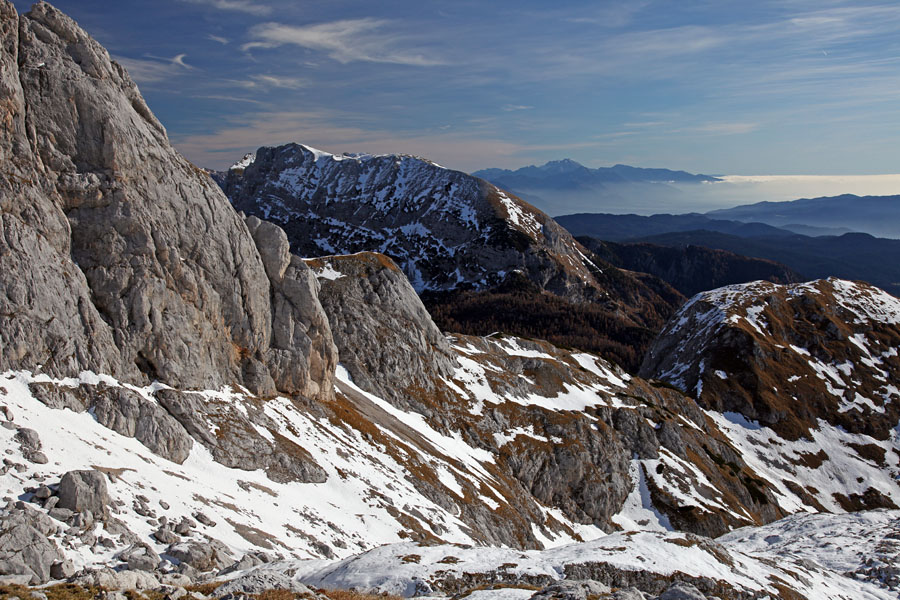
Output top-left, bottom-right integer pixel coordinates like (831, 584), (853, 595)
(658, 582), (708, 600)
(213, 571), (321, 598)
(167, 540), (233, 572)
(57, 470), (109, 519)
(0, 507), (64, 584)
(529, 580), (612, 600)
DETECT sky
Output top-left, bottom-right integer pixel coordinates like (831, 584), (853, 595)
(14, 0), (900, 175)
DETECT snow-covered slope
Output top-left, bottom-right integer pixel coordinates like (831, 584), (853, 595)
(642, 278), (900, 514)
(222, 512), (898, 599)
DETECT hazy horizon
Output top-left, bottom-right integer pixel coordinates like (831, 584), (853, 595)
(493, 173), (900, 218)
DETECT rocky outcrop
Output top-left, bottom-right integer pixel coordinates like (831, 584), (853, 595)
(0, 506), (64, 584)
(0, 1), (341, 488)
(641, 278), (900, 441)
(0, 2), (334, 402)
(244, 216), (338, 402)
(309, 252), (455, 410)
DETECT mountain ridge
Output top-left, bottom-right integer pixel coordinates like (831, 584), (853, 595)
(707, 193), (900, 239)
(0, 3), (898, 600)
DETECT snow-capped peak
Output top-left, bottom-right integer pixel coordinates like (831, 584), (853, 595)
(230, 152), (256, 171)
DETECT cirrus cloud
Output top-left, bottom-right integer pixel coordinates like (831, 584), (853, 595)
(242, 19), (445, 66)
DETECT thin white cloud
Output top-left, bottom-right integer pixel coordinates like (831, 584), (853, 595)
(171, 54), (194, 70)
(243, 19), (444, 66)
(207, 34), (229, 45)
(250, 74), (306, 89)
(115, 56), (185, 83)
(502, 104), (533, 112)
(172, 110), (531, 171)
(192, 94), (266, 105)
(674, 122), (759, 135)
(230, 74), (307, 90)
(181, 0), (271, 16)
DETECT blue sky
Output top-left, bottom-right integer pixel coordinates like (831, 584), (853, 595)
(16, 0), (900, 174)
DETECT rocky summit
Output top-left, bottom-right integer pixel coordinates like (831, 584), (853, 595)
(218, 143), (598, 298)
(0, 3), (899, 600)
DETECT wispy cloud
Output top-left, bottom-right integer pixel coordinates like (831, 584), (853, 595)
(207, 34), (229, 45)
(192, 94), (266, 105)
(115, 54), (193, 83)
(172, 110), (536, 171)
(242, 19), (444, 66)
(234, 74), (307, 89)
(502, 104), (533, 112)
(672, 122), (760, 135)
(180, 0), (271, 16)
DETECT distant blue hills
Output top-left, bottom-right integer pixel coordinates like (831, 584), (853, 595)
(474, 159), (720, 191)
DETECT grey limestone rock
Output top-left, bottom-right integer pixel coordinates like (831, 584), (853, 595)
(246, 216), (338, 402)
(90, 386), (193, 464)
(529, 580), (611, 600)
(13, 428), (40, 452)
(611, 590), (647, 600)
(213, 571), (321, 598)
(312, 252), (456, 410)
(0, 0), (336, 406)
(57, 470), (109, 519)
(218, 551), (271, 575)
(167, 539), (233, 572)
(13, 428), (47, 463)
(658, 582), (709, 600)
(49, 559), (75, 580)
(0, 507), (64, 584)
(120, 544), (160, 572)
(153, 526), (180, 545)
(47, 507), (73, 522)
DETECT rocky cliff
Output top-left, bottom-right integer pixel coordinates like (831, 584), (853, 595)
(0, 2), (335, 401)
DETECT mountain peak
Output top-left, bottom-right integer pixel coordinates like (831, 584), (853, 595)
(538, 158), (586, 173)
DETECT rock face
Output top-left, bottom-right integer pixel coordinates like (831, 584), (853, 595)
(0, 1), (339, 485)
(0, 506), (64, 584)
(308, 252), (456, 409)
(219, 144), (601, 300)
(0, 1), (333, 402)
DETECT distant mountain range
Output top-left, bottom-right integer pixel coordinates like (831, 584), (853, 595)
(558, 212), (900, 296)
(475, 159), (720, 189)
(555, 212), (796, 240)
(632, 230), (900, 297)
(708, 194), (900, 239)
(473, 159), (720, 215)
